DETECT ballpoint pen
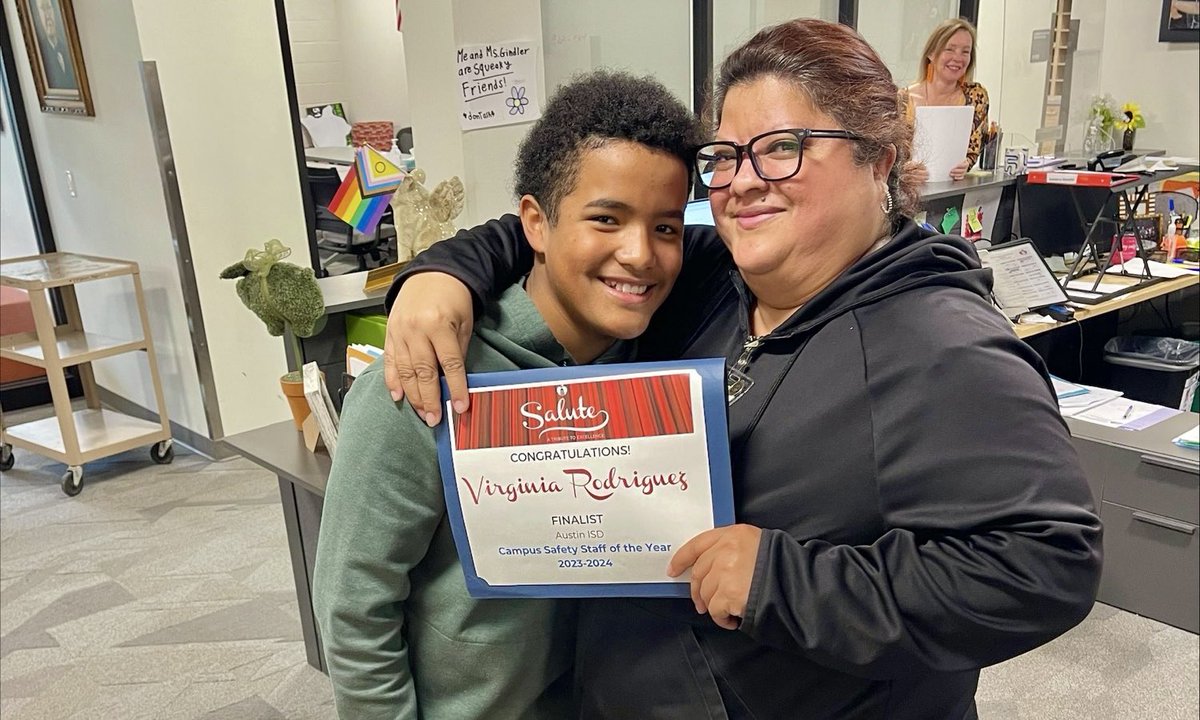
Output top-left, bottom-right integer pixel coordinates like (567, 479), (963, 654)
(1122, 405), (1133, 419)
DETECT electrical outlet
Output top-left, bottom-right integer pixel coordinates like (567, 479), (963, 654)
(66, 170), (77, 197)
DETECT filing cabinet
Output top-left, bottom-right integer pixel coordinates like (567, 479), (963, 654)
(1068, 413), (1200, 634)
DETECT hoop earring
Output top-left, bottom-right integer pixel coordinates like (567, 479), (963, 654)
(880, 186), (894, 216)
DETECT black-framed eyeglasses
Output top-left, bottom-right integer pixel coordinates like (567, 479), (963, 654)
(693, 128), (863, 189)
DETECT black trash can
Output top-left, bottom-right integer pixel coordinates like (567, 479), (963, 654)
(1103, 336), (1200, 411)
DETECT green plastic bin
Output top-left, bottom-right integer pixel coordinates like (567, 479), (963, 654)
(345, 312), (387, 350)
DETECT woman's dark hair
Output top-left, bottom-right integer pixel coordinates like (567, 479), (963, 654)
(712, 19), (920, 219)
(514, 71), (702, 223)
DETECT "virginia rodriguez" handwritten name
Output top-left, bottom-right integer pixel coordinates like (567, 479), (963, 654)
(460, 466), (689, 505)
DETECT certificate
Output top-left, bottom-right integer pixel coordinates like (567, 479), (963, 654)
(435, 358), (734, 598)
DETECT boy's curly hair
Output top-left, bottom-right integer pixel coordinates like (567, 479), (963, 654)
(514, 71), (702, 223)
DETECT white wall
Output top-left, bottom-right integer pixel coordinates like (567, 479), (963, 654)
(985, 0), (1058, 152)
(340, 0), (410, 132)
(400, 0), (544, 226)
(542, 1), (691, 111)
(1064, 3), (1108, 154)
(1098, 0), (1199, 158)
(712, 0), (838, 91)
(285, 0), (345, 108)
(131, 0), (312, 437)
(2, 0), (208, 435)
(286, 0), (410, 139)
(0, 100), (40, 260)
(857, 0), (959, 87)
(977, 1), (1197, 158)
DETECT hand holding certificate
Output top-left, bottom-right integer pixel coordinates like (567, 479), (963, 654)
(435, 358), (734, 598)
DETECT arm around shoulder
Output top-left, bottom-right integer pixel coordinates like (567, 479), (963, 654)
(385, 214), (532, 313)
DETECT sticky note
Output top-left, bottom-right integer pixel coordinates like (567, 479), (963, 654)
(941, 207), (960, 235)
(967, 207), (984, 233)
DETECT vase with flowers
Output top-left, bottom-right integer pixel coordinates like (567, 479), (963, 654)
(1116, 102), (1145, 152)
(1084, 95), (1118, 155)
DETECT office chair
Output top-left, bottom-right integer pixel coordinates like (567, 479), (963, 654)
(306, 166), (395, 274)
(397, 126), (414, 154)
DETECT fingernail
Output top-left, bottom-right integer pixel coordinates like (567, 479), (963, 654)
(453, 400), (468, 414)
(424, 412), (438, 427)
(390, 390), (402, 402)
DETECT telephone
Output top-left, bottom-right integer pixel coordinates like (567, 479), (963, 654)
(1087, 149), (1128, 172)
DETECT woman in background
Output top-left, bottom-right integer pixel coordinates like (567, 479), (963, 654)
(902, 17), (989, 181)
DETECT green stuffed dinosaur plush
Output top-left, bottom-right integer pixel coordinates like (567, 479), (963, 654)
(220, 240), (325, 338)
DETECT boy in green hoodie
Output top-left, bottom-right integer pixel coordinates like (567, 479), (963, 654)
(312, 71), (702, 720)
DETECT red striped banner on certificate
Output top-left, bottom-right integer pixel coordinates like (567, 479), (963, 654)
(454, 373), (694, 450)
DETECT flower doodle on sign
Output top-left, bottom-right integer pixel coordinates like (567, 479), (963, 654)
(506, 86), (529, 116)
(520, 385), (610, 437)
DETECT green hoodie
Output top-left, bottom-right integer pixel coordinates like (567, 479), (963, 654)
(313, 285), (631, 720)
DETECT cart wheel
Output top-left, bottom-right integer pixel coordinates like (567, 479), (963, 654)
(0, 444), (14, 472)
(150, 440), (174, 465)
(61, 466), (83, 497)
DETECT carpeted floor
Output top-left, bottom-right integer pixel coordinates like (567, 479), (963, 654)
(1, 411), (1196, 718)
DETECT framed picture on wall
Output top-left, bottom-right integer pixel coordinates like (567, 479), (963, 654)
(14, 0), (94, 116)
(1160, 0), (1200, 42)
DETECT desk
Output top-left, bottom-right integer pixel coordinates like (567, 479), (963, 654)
(305, 145), (414, 168)
(233, 273), (388, 672)
(919, 169), (1017, 202)
(1066, 411), (1199, 633)
(1014, 272), (1199, 339)
(225, 420), (329, 671)
(304, 146), (354, 165)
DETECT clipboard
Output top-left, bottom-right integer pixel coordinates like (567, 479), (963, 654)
(978, 239), (1070, 319)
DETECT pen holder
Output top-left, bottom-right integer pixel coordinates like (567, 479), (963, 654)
(979, 135), (1000, 171)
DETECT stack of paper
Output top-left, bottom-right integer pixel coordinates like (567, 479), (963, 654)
(1110, 258), (1199, 278)
(1115, 156), (1199, 173)
(1056, 381), (1124, 417)
(1072, 397), (1180, 430)
(1051, 376), (1088, 399)
(346, 343), (383, 377)
(1174, 425), (1200, 450)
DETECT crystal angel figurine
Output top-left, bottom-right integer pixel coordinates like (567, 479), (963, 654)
(390, 168), (466, 262)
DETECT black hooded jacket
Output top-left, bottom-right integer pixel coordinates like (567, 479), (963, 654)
(388, 216), (1103, 720)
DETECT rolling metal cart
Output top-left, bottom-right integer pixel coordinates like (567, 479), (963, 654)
(0, 252), (173, 495)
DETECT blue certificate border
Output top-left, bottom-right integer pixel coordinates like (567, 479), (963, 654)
(434, 357), (733, 598)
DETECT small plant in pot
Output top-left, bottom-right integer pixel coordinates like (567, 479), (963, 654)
(221, 240), (326, 430)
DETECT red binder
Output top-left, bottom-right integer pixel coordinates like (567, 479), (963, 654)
(1024, 170), (1139, 187)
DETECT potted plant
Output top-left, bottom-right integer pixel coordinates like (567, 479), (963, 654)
(1116, 102), (1146, 152)
(221, 240), (326, 429)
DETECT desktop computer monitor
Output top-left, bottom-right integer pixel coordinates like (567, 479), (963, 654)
(1016, 183), (1121, 258)
(684, 198), (715, 226)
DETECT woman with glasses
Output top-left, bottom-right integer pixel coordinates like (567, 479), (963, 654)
(379, 19), (1100, 719)
(901, 18), (990, 182)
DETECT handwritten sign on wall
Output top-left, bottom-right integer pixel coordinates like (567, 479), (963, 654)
(457, 41), (541, 131)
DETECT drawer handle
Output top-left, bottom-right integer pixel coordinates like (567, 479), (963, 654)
(1139, 453), (1199, 474)
(1132, 511), (1197, 535)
